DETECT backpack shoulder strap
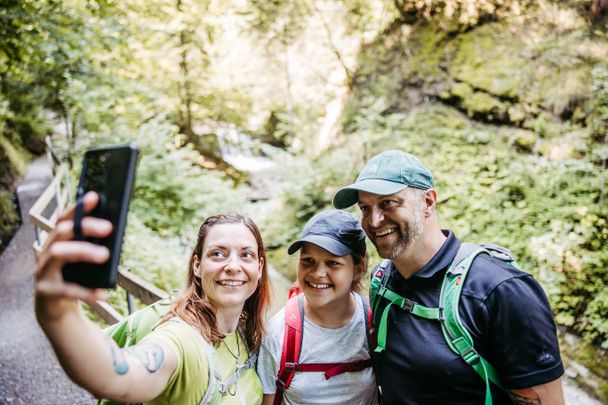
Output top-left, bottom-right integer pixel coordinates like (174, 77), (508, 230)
(105, 297), (173, 348)
(356, 292), (375, 355)
(369, 259), (392, 318)
(274, 294), (305, 405)
(167, 318), (223, 405)
(439, 244), (504, 405)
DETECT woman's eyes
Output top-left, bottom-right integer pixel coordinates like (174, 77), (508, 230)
(242, 251), (256, 260)
(210, 250), (226, 258)
(209, 250), (256, 259)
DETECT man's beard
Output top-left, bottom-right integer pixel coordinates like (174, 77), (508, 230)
(374, 209), (424, 261)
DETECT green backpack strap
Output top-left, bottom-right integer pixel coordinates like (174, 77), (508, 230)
(370, 260), (439, 353)
(370, 259), (391, 317)
(439, 244), (504, 405)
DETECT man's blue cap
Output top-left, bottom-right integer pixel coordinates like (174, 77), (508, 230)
(332, 150), (434, 209)
(287, 210), (366, 257)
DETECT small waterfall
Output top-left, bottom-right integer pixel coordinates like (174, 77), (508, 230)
(193, 121), (276, 172)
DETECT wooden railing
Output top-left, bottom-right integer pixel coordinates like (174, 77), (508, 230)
(29, 139), (166, 325)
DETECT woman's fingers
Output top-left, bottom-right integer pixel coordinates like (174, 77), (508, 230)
(36, 218), (112, 278)
(50, 241), (110, 263)
(57, 191), (100, 221)
(36, 278), (108, 303)
(54, 217), (113, 242)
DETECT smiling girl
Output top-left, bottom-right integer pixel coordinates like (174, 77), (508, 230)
(257, 210), (378, 405)
(35, 192), (270, 404)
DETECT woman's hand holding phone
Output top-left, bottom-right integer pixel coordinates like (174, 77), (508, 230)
(35, 191), (111, 320)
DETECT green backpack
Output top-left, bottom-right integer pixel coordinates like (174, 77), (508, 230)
(98, 298), (256, 405)
(369, 243), (519, 405)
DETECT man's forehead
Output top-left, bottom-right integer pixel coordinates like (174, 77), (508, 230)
(357, 189), (407, 204)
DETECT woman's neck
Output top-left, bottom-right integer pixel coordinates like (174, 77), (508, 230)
(303, 292), (356, 329)
(214, 305), (243, 334)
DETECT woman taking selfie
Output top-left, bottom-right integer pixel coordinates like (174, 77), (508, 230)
(35, 192), (270, 404)
(257, 210), (378, 404)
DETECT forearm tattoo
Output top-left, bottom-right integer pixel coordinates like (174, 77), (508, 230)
(508, 390), (542, 404)
(108, 339), (165, 375)
(109, 339), (129, 375)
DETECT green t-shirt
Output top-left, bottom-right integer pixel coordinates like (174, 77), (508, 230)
(143, 320), (262, 405)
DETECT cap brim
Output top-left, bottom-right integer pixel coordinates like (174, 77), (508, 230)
(332, 179), (408, 209)
(287, 234), (351, 257)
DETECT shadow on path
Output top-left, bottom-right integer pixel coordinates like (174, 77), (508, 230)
(0, 157), (94, 405)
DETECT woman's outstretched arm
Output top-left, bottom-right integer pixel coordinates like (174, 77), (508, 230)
(35, 192), (177, 402)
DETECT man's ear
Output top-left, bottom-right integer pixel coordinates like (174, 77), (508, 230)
(192, 255), (201, 278)
(424, 189), (437, 216)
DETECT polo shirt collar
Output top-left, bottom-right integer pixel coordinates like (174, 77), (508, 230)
(409, 230), (460, 279)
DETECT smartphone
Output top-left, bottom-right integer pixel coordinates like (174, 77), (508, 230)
(62, 143), (139, 288)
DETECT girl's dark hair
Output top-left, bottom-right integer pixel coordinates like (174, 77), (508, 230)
(165, 212), (270, 352)
(350, 251), (369, 292)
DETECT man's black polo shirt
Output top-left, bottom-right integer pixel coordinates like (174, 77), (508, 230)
(372, 231), (564, 404)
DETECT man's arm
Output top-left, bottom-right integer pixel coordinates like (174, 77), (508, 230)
(508, 378), (564, 405)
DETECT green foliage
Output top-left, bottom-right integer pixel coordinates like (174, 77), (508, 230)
(0, 133), (27, 189)
(393, 0), (533, 27)
(121, 215), (189, 292)
(0, 189), (20, 250)
(130, 119), (249, 237)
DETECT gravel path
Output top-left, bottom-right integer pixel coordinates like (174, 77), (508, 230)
(0, 157), (94, 405)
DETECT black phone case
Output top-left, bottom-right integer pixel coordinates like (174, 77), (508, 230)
(62, 143), (139, 288)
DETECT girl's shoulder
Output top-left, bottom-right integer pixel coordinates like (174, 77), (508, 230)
(262, 307), (287, 342)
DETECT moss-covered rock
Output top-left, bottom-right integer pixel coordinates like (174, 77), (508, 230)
(0, 134), (27, 189)
(462, 91), (509, 122)
(560, 330), (608, 402)
(0, 190), (20, 251)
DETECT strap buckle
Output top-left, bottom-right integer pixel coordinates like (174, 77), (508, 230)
(460, 347), (480, 365)
(401, 298), (415, 312)
(284, 362), (296, 372)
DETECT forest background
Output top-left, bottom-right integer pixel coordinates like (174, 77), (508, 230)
(1, 0), (607, 400)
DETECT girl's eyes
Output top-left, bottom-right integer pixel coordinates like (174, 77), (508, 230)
(210, 250), (226, 258)
(299, 257), (315, 266)
(299, 257), (343, 268)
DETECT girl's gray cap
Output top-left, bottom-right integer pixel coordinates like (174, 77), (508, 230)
(287, 210), (366, 257)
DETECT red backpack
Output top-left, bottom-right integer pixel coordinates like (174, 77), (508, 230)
(273, 283), (375, 405)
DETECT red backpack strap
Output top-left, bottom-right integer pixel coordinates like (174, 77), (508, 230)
(288, 281), (302, 298)
(274, 294), (304, 405)
(357, 292), (376, 356)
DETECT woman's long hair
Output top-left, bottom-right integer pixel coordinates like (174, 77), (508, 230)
(165, 212), (270, 353)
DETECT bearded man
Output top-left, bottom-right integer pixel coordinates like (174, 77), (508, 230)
(332, 150), (565, 404)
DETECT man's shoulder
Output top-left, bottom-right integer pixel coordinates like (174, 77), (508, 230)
(461, 247), (534, 300)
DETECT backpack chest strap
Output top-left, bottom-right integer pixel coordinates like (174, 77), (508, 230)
(374, 286), (439, 353)
(283, 358), (373, 380)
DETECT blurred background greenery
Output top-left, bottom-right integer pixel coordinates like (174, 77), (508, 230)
(1, 0), (607, 399)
